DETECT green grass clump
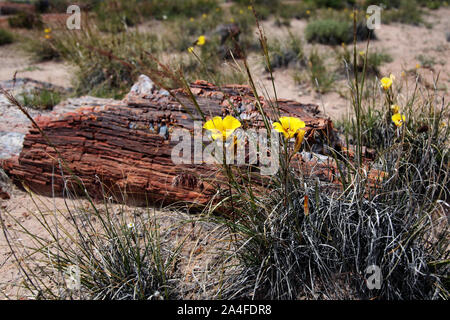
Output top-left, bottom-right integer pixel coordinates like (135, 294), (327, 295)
(266, 33), (305, 70)
(23, 34), (60, 62)
(305, 19), (352, 45)
(302, 49), (335, 93)
(0, 28), (14, 46)
(19, 88), (63, 110)
(8, 12), (43, 30)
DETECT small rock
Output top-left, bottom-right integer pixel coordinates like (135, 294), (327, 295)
(129, 75), (155, 96)
(0, 188), (9, 200)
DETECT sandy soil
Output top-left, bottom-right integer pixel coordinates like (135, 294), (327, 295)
(0, 43), (73, 87)
(0, 7), (449, 299)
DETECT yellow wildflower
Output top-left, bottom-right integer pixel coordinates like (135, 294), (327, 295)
(187, 46), (194, 53)
(203, 115), (241, 140)
(390, 104), (400, 114)
(239, 9), (244, 14)
(248, 5), (253, 10)
(190, 17), (195, 22)
(392, 113), (406, 127)
(380, 74), (395, 90)
(44, 28), (52, 33)
(359, 51), (365, 57)
(44, 34), (52, 40)
(272, 117), (306, 139)
(416, 63), (421, 69)
(230, 17), (235, 23)
(306, 10), (311, 15)
(294, 129), (306, 153)
(202, 13), (207, 19)
(196, 35), (206, 46)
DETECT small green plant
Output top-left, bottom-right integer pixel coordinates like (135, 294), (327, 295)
(19, 89), (62, 110)
(23, 34), (60, 62)
(305, 49), (335, 93)
(416, 54), (436, 68)
(336, 46), (393, 77)
(0, 28), (14, 46)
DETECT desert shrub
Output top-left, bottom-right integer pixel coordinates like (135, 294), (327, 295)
(305, 19), (352, 45)
(34, 0), (93, 13)
(367, 0), (443, 9)
(0, 28), (14, 46)
(305, 17), (375, 45)
(383, 0), (424, 25)
(51, 23), (162, 98)
(275, 2), (314, 20)
(93, 0), (219, 30)
(8, 12), (43, 29)
(335, 45), (392, 77)
(23, 33), (60, 62)
(266, 33), (305, 70)
(366, 51), (393, 68)
(313, 0), (356, 9)
(301, 49), (335, 93)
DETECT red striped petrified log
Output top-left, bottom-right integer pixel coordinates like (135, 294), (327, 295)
(2, 76), (343, 206)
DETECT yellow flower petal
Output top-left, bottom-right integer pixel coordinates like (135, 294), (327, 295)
(197, 35), (206, 46)
(273, 122), (288, 138)
(222, 115), (241, 131)
(390, 104), (400, 114)
(294, 129), (306, 153)
(380, 76), (393, 90)
(276, 117), (305, 139)
(204, 116), (240, 140)
(392, 113), (406, 127)
(203, 116), (223, 132)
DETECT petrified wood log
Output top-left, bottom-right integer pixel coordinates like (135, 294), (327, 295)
(2, 76), (340, 206)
